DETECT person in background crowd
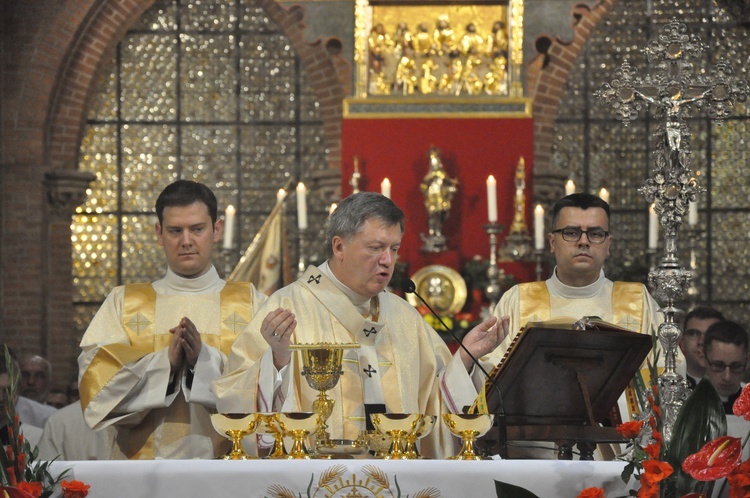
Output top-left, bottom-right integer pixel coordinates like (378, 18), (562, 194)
(679, 306), (725, 388)
(20, 354), (52, 404)
(702, 320), (749, 414)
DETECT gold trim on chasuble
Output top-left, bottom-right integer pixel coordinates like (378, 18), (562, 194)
(80, 281), (253, 458)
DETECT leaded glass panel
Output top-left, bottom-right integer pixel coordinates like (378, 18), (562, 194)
(74, 0), (328, 339)
(553, 0), (750, 309)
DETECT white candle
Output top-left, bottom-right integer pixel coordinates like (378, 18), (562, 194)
(534, 204), (545, 250)
(599, 187), (610, 204)
(381, 178), (391, 199)
(329, 203), (338, 216)
(223, 205), (235, 250)
(296, 182), (308, 230)
(565, 180), (576, 196)
(276, 188), (287, 203)
(688, 200), (698, 227)
(648, 204), (658, 249)
(486, 175), (498, 222)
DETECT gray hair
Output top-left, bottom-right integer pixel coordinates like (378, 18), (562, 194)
(325, 192), (405, 258)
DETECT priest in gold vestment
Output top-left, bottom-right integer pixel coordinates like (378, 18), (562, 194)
(213, 192), (509, 459)
(78, 181), (266, 459)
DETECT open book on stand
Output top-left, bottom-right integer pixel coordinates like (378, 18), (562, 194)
(475, 317), (652, 431)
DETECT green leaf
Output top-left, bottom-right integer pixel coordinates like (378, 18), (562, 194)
(665, 377), (727, 496)
(493, 480), (541, 498)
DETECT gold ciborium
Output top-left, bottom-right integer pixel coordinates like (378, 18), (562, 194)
(210, 413), (259, 460)
(277, 412), (318, 459)
(443, 413), (494, 460)
(256, 413), (290, 460)
(405, 414), (437, 459)
(365, 430), (392, 459)
(370, 413), (422, 460)
(289, 343), (360, 444)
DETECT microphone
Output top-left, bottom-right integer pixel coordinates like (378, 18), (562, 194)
(401, 279), (507, 459)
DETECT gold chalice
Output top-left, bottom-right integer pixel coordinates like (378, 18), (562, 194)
(288, 343), (360, 444)
(405, 414), (437, 459)
(210, 413), (259, 460)
(443, 413), (494, 460)
(256, 413), (290, 459)
(365, 430), (392, 459)
(370, 413), (422, 460)
(277, 412), (318, 459)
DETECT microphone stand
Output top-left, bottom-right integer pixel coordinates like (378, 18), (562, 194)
(404, 281), (508, 459)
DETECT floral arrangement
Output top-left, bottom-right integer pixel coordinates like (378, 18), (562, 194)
(1, 347), (90, 498)
(577, 353), (750, 498)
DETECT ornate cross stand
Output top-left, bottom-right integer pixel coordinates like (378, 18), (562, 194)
(597, 18), (749, 443)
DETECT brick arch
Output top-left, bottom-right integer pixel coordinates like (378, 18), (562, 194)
(530, 0), (618, 205)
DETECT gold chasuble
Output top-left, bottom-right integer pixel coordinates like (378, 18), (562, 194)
(214, 266), (457, 459)
(79, 268), (260, 460)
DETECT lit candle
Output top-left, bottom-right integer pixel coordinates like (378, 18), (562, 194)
(599, 187), (610, 204)
(534, 204), (545, 250)
(381, 178), (391, 199)
(329, 203), (338, 216)
(565, 180), (576, 196)
(649, 203), (658, 249)
(486, 175), (498, 222)
(276, 188), (287, 203)
(688, 200), (698, 227)
(223, 205), (235, 250)
(296, 182), (308, 230)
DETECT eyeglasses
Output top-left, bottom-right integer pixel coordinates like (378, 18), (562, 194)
(704, 357), (747, 374)
(551, 227), (609, 244)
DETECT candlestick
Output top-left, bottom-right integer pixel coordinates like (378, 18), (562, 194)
(534, 204), (545, 250)
(565, 180), (576, 196)
(381, 178), (391, 199)
(486, 175), (498, 222)
(599, 187), (610, 204)
(688, 200), (698, 227)
(296, 182), (308, 230)
(223, 205), (235, 250)
(648, 203), (658, 250)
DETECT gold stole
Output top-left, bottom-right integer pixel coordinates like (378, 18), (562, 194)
(80, 281), (253, 459)
(518, 281), (644, 331)
(517, 280), (646, 419)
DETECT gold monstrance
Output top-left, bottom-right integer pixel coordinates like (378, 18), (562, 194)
(288, 342), (360, 444)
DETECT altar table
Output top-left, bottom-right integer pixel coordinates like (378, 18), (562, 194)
(49, 459), (639, 497)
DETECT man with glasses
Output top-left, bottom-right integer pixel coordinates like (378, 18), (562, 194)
(679, 306), (725, 388)
(490, 193), (662, 458)
(493, 193), (660, 357)
(702, 320), (748, 414)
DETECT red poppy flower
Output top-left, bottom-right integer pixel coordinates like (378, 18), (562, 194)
(577, 487), (605, 498)
(732, 384), (750, 420)
(61, 480), (91, 498)
(617, 420), (644, 439)
(683, 436), (743, 481)
(728, 459), (750, 498)
(641, 459), (673, 486)
(16, 482), (42, 498)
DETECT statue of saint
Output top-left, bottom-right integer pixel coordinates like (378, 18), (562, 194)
(420, 147), (458, 252)
(395, 48), (417, 95)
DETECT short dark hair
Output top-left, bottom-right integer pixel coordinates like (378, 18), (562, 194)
(704, 320), (749, 354)
(325, 192), (405, 258)
(551, 193), (611, 229)
(155, 180), (218, 225)
(683, 306), (725, 329)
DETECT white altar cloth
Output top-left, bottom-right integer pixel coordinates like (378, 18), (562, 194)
(49, 459), (639, 497)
